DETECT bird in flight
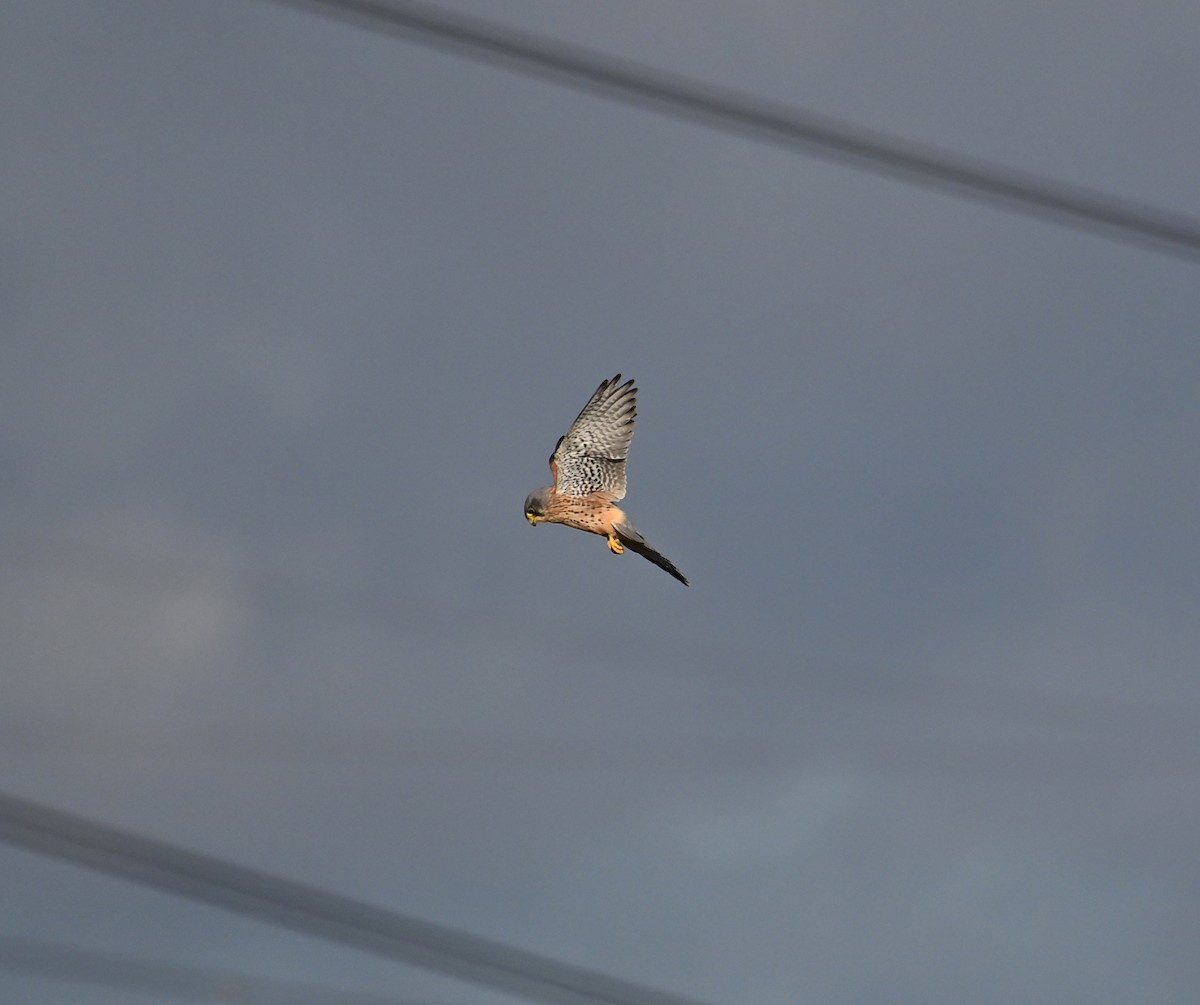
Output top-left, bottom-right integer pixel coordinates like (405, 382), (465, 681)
(524, 374), (688, 585)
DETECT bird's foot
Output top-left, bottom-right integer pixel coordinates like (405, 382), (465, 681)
(607, 534), (624, 555)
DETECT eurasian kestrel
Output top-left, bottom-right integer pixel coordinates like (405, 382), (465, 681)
(524, 374), (689, 586)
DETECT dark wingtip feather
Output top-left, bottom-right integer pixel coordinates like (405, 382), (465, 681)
(599, 373), (622, 395)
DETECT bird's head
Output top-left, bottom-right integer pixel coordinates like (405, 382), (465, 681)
(524, 487), (550, 525)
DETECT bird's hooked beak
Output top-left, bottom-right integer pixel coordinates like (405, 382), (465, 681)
(526, 513), (539, 526)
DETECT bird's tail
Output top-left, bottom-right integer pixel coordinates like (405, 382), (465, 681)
(614, 521), (689, 586)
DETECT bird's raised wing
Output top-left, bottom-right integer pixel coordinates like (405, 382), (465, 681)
(550, 374), (637, 500)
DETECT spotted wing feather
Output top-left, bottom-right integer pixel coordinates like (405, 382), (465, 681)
(551, 374), (637, 499)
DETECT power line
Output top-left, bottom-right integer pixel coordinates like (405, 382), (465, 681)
(0, 937), (456, 1005)
(266, 0), (1200, 261)
(0, 791), (714, 1005)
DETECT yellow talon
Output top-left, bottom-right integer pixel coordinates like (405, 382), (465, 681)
(607, 534), (624, 555)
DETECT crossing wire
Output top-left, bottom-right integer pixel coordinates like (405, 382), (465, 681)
(0, 937), (450, 1005)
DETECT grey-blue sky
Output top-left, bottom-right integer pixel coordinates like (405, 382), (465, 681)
(3, 1), (1198, 1003)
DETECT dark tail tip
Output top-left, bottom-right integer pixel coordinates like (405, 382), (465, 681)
(614, 527), (689, 586)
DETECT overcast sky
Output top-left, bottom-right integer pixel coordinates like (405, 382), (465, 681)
(3, 1), (1199, 1003)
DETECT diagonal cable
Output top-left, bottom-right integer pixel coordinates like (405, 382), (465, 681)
(0, 791), (712, 1005)
(266, 0), (1200, 261)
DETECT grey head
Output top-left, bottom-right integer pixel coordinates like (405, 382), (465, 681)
(524, 486), (552, 524)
